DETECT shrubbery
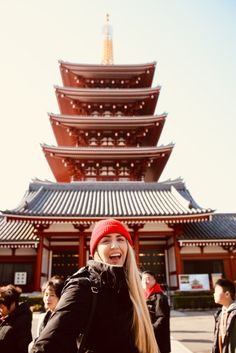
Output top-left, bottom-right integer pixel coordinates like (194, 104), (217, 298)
(171, 291), (219, 310)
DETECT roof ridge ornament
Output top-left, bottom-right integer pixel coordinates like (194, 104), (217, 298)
(102, 13), (114, 65)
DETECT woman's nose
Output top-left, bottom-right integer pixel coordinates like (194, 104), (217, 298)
(110, 240), (118, 248)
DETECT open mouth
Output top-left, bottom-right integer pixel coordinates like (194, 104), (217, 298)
(109, 253), (121, 260)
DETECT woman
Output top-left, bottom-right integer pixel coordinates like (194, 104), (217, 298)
(0, 284), (32, 353)
(31, 218), (159, 353)
(36, 276), (64, 337)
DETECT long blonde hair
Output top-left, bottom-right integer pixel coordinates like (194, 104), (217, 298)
(125, 244), (159, 353)
(93, 233), (159, 353)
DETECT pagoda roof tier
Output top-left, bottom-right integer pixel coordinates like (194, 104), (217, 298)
(55, 86), (160, 116)
(59, 61), (156, 89)
(49, 113), (167, 147)
(42, 144), (174, 182)
(1, 179), (213, 224)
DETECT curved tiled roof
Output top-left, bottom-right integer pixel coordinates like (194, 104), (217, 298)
(1, 181), (235, 246)
(181, 213), (236, 240)
(1, 179), (212, 222)
(0, 216), (38, 246)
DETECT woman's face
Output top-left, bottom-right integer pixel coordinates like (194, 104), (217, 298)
(0, 302), (15, 317)
(43, 286), (59, 312)
(0, 303), (10, 317)
(95, 233), (128, 266)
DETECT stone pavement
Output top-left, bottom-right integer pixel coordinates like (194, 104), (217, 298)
(170, 310), (215, 353)
(32, 309), (216, 353)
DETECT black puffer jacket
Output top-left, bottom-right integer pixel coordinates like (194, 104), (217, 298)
(146, 293), (170, 353)
(31, 261), (139, 353)
(0, 301), (32, 353)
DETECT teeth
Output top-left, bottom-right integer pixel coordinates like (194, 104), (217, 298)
(110, 253), (121, 257)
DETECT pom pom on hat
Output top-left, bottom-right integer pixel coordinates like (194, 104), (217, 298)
(90, 218), (133, 256)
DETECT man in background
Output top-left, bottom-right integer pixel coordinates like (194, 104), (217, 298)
(142, 270), (171, 353)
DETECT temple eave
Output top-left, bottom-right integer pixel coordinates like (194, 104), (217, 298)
(3, 213), (212, 224)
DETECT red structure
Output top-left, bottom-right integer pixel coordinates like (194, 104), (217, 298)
(1, 17), (235, 292)
(43, 62), (172, 183)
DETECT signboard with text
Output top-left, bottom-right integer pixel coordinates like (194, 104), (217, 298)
(179, 274), (210, 291)
(14, 272), (27, 285)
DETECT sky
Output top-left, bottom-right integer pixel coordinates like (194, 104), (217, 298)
(0, 0), (235, 213)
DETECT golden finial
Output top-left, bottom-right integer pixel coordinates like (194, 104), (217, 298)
(102, 13), (114, 65)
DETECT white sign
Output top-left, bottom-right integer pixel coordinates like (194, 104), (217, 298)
(14, 272), (27, 285)
(179, 274), (210, 291)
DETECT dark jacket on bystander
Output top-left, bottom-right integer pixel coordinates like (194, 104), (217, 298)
(146, 292), (171, 353)
(212, 302), (236, 353)
(0, 301), (32, 353)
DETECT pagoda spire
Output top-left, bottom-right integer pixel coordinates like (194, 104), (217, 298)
(102, 14), (114, 65)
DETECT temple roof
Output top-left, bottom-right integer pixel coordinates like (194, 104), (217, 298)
(59, 61), (156, 74)
(56, 86), (160, 115)
(42, 144), (173, 157)
(59, 61), (156, 88)
(42, 144), (173, 182)
(180, 213), (236, 241)
(49, 113), (166, 147)
(1, 179), (212, 223)
(2, 212), (235, 248)
(0, 216), (38, 247)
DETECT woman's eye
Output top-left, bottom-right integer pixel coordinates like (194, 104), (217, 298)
(117, 237), (125, 242)
(101, 239), (110, 244)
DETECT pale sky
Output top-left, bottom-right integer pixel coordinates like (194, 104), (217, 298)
(0, 0), (235, 213)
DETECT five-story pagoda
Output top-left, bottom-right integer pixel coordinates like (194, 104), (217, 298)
(0, 16), (213, 291)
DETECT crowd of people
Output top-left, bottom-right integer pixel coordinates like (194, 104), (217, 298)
(0, 218), (235, 353)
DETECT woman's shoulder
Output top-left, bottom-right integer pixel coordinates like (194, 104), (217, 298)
(55, 266), (100, 311)
(61, 264), (101, 297)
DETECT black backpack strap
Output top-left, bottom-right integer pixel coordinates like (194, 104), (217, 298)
(76, 279), (99, 353)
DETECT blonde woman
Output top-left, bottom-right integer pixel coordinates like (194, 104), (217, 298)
(31, 218), (159, 353)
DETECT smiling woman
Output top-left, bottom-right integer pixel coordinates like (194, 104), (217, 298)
(94, 233), (128, 265)
(90, 219), (133, 266)
(30, 218), (160, 353)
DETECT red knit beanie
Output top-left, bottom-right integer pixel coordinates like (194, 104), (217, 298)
(90, 219), (133, 256)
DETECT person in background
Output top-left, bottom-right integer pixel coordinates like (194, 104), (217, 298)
(0, 284), (32, 353)
(31, 218), (159, 353)
(36, 276), (64, 337)
(212, 278), (236, 353)
(142, 271), (171, 353)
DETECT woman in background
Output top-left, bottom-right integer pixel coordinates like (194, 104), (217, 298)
(36, 276), (64, 337)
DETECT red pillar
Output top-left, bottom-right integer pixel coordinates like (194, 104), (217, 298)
(33, 224), (50, 291)
(73, 224), (90, 268)
(34, 235), (43, 291)
(173, 225), (183, 288)
(133, 231), (140, 266)
(229, 250), (236, 282)
(79, 233), (85, 268)
(128, 223), (144, 268)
